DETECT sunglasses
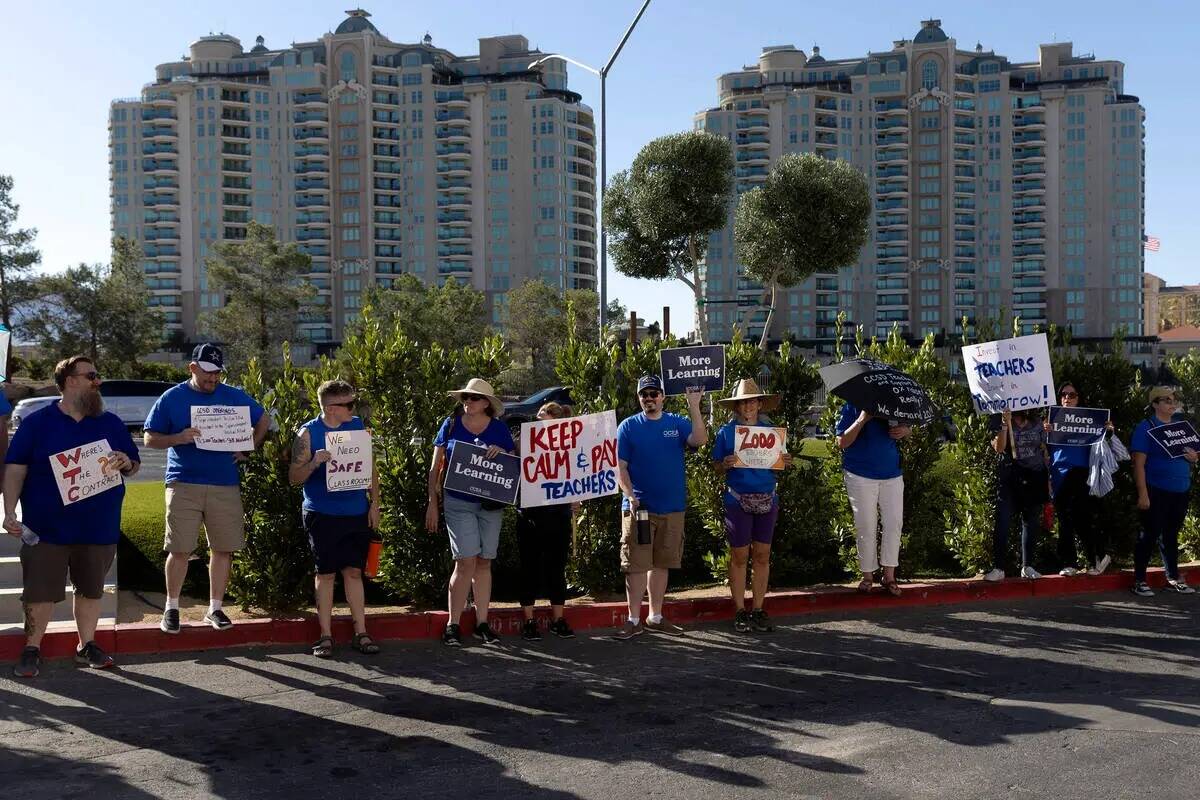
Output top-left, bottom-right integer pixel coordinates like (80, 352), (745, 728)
(73, 371), (101, 382)
(1060, 391), (1078, 399)
(1152, 397), (1174, 404)
(325, 400), (356, 410)
(461, 393), (486, 403)
(639, 390), (662, 399)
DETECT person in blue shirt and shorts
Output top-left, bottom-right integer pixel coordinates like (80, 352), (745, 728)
(143, 344), (270, 634)
(5, 356), (140, 678)
(712, 378), (792, 634)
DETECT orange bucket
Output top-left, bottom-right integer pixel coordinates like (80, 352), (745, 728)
(364, 535), (383, 579)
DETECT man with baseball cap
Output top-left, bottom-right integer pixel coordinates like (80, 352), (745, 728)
(143, 343), (270, 633)
(613, 375), (707, 639)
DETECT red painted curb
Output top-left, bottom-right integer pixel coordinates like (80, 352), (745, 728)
(4, 565), (1197, 662)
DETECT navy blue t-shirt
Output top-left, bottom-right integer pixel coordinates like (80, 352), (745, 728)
(5, 402), (139, 545)
(144, 381), (265, 486)
(712, 418), (779, 502)
(0, 392), (11, 416)
(836, 402), (901, 480)
(434, 415), (515, 503)
(1131, 417), (1193, 494)
(301, 415), (370, 516)
(616, 412), (693, 514)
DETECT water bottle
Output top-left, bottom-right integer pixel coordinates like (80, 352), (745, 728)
(19, 523), (38, 547)
(635, 509), (652, 545)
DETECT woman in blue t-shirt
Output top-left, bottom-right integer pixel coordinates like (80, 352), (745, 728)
(836, 401), (910, 597)
(712, 379), (793, 633)
(425, 378), (515, 646)
(1130, 386), (1198, 596)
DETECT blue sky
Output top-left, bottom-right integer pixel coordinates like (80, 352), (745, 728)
(1, 1), (1196, 334)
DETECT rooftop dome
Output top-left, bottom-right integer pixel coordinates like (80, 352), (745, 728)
(913, 19), (949, 44)
(336, 8), (379, 35)
(807, 44), (825, 63)
(251, 35), (269, 53)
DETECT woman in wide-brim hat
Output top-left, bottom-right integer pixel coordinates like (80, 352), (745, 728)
(712, 378), (791, 634)
(425, 377), (515, 646)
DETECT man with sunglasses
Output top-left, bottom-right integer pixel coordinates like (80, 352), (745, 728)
(144, 343), (269, 634)
(613, 375), (707, 639)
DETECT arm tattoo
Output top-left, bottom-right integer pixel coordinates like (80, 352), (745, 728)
(291, 430), (310, 464)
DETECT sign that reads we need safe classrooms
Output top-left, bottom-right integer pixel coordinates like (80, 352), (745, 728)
(443, 441), (521, 505)
(962, 333), (1055, 415)
(659, 345), (726, 396)
(520, 410), (619, 507)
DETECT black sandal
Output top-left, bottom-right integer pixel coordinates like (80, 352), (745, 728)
(856, 576), (873, 594)
(311, 636), (333, 658)
(881, 580), (902, 598)
(352, 632), (380, 655)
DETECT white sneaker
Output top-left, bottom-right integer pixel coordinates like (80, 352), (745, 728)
(1021, 566), (1042, 580)
(1058, 567), (1079, 577)
(1166, 578), (1196, 594)
(983, 568), (1005, 582)
(1087, 555), (1112, 576)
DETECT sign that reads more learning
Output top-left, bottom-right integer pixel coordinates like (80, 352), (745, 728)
(659, 345), (726, 396)
(1047, 406), (1110, 447)
(1147, 421), (1200, 459)
(325, 429), (373, 492)
(444, 441), (521, 505)
(191, 405), (255, 452)
(732, 426), (788, 470)
(520, 410), (619, 507)
(961, 333), (1055, 415)
(50, 438), (122, 506)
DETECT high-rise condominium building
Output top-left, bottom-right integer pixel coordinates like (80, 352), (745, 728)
(109, 9), (597, 355)
(694, 19), (1145, 347)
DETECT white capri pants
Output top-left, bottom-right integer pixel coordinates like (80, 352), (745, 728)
(843, 471), (904, 573)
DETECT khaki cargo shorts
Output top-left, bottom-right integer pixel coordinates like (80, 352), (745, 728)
(620, 510), (685, 573)
(164, 483), (246, 554)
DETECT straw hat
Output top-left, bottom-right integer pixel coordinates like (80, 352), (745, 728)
(1148, 385), (1176, 405)
(448, 378), (504, 417)
(716, 378), (780, 412)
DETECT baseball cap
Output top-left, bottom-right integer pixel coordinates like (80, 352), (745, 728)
(637, 375), (663, 393)
(191, 343), (225, 373)
(1148, 386), (1176, 404)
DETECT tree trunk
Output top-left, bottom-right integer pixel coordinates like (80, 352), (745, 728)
(757, 281), (778, 351)
(686, 238), (710, 345)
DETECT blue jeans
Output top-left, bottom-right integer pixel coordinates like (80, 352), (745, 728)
(994, 473), (1040, 570)
(1134, 485), (1190, 582)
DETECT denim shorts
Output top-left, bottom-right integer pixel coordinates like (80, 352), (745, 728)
(443, 494), (504, 560)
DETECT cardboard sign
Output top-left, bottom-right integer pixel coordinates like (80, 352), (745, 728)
(444, 441), (521, 505)
(961, 333), (1054, 415)
(1147, 421), (1200, 459)
(191, 405), (254, 452)
(50, 438), (122, 506)
(0, 326), (9, 382)
(659, 345), (726, 396)
(1047, 406), (1110, 447)
(732, 425), (788, 470)
(520, 410), (619, 507)
(325, 429), (372, 492)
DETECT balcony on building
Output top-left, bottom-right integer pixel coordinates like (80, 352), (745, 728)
(221, 159), (251, 174)
(876, 118), (908, 132)
(736, 134), (770, 148)
(295, 127), (330, 142)
(1012, 212), (1045, 226)
(874, 99), (906, 115)
(735, 117), (769, 132)
(220, 124), (251, 140)
(434, 127), (469, 143)
(1012, 146), (1045, 162)
(815, 114), (838, 130)
(293, 110), (329, 125)
(953, 131), (978, 147)
(876, 213), (907, 230)
(436, 142), (470, 157)
(142, 125), (176, 140)
(293, 90), (327, 107)
(221, 108), (251, 123)
(221, 89), (250, 105)
(297, 211), (331, 226)
(222, 175), (251, 191)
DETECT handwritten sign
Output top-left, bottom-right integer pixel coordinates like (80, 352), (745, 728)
(50, 438), (122, 506)
(732, 425), (788, 470)
(444, 441), (521, 505)
(1147, 421), (1200, 459)
(659, 345), (726, 396)
(325, 429), (372, 492)
(961, 333), (1054, 415)
(1047, 406), (1109, 447)
(520, 410), (618, 507)
(191, 405), (254, 452)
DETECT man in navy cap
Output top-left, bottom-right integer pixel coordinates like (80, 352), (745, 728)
(613, 375), (707, 639)
(143, 344), (270, 634)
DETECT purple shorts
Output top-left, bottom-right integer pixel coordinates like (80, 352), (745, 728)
(724, 497), (779, 548)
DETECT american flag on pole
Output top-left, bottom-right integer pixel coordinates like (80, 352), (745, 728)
(1143, 234), (1161, 252)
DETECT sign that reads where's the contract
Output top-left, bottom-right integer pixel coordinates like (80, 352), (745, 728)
(520, 410), (618, 507)
(325, 429), (372, 492)
(444, 441), (521, 505)
(191, 405), (254, 452)
(961, 333), (1055, 415)
(1047, 406), (1110, 447)
(732, 426), (788, 470)
(659, 345), (726, 396)
(1147, 420), (1200, 459)
(50, 438), (123, 506)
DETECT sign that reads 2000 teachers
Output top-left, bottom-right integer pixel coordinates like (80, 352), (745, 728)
(659, 345), (726, 396)
(443, 441), (521, 506)
(520, 410), (618, 507)
(50, 438), (123, 506)
(325, 429), (372, 492)
(190, 405), (254, 452)
(961, 333), (1055, 415)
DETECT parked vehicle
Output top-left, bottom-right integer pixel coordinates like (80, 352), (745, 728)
(501, 386), (574, 438)
(11, 379), (177, 431)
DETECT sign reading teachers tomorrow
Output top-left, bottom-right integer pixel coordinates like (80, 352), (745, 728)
(961, 333), (1055, 415)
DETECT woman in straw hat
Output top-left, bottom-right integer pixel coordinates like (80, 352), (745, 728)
(426, 378), (516, 646)
(712, 378), (792, 633)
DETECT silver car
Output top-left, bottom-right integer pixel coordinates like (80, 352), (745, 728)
(10, 380), (177, 431)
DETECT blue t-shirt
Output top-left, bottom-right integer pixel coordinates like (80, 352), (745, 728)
(836, 402), (901, 480)
(1131, 417), (1194, 494)
(301, 415), (370, 516)
(712, 418), (779, 502)
(0, 391), (12, 416)
(616, 412), (693, 514)
(5, 402), (139, 545)
(434, 415), (515, 503)
(1048, 440), (1089, 492)
(144, 381), (265, 486)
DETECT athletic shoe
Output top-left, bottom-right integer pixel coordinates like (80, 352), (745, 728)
(733, 609), (751, 633)
(983, 568), (1005, 582)
(1092, 555), (1112, 575)
(548, 618), (575, 639)
(13, 646), (40, 678)
(751, 609), (775, 633)
(1020, 566), (1042, 580)
(1058, 567), (1079, 577)
(644, 618), (685, 636)
(473, 622), (500, 645)
(442, 622), (462, 647)
(160, 608), (181, 635)
(74, 641), (115, 670)
(521, 619), (542, 641)
(1132, 581), (1155, 597)
(203, 609), (234, 630)
(1165, 578), (1196, 594)
(612, 620), (644, 640)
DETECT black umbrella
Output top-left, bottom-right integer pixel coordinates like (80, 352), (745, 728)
(819, 358), (935, 425)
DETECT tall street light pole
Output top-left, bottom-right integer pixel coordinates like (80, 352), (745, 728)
(528, 0), (651, 343)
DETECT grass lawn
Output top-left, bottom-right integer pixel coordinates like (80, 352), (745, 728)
(119, 482), (171, 592)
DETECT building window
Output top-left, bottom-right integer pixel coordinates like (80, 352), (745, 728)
(922, 60), (939, 91)
(340, 51), (357, 83)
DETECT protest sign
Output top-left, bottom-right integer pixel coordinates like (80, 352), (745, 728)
(444, 441), (521, 505)
(325, 429), (372, 492)
(961, 333), (1054, 415)
(520, 410), (618, 507)
(0, 326), (9, 381)
(732, 425), (788, 470)
(1047, 406), (1110, 447)
(659, 345), (725, 396)
(50, 438), (122, 506)
(1147, 421), (1200, 459)
(191, 405), (254, 452)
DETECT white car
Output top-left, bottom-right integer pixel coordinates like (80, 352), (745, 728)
(10, 380), (177, 431)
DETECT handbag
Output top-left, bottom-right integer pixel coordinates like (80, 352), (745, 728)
(728, 488), (775, 515)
